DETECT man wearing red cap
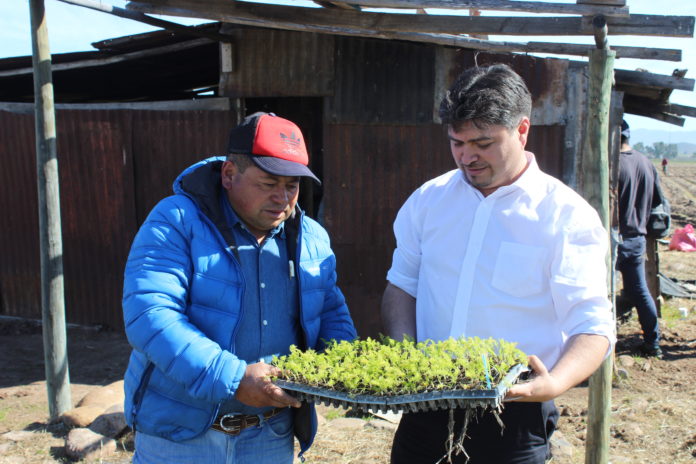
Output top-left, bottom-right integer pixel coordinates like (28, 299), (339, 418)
(122, 112), (356, 463)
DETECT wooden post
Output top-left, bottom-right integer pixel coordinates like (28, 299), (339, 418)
(582, 17), (615, 464)
(29, 0), (72, 420)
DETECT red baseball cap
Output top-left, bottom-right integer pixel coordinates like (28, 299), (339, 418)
(226, 112), (320, 184)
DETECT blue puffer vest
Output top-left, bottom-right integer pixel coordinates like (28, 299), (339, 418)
(122, 157), (357, 456)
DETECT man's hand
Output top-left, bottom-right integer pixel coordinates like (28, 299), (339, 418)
(504, 355), (562, 403)
(505, 334), (610, 403)
(234, 362), (301, 409)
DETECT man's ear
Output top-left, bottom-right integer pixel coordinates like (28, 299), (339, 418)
(221, 160), (237, 189)
(517, 117), (531, 148)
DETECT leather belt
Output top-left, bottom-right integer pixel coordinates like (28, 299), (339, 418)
(211, 407), (288, 436)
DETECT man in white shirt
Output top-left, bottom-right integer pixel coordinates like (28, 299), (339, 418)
(382, 64), (615, 464)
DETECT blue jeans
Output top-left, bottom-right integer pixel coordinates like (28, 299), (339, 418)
(133, 409), (294, 464)
(616, 235), (660, 346)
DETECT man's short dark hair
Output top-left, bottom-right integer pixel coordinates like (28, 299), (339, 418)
(226, 153), (253, 173)
(439, 63), (532, 130)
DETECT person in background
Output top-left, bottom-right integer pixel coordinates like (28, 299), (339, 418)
(381, 64), (615, 464)
(617, 120), (663, 359)
(121, 112), (357, 463)
(661, 156), (669, 175)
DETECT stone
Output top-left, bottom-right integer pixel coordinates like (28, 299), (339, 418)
(89, 403), (127, 438)
(61, 405), (108, 428)
(65, 428), (117, 461)
(365, 420), (398, 431)
(549, 432), (574, 461)
(617, 355), (635, 368)
(1, 431), (34, 442)
(77, 380), (124, 409)
(616, 367), (630, 380)
(326, 417), (366, 431)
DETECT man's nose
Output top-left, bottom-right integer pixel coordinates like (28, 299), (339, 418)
(271, 186), (290, 203)
(456, 146), (477, 165)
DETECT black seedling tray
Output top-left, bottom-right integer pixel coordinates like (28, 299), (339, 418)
(275, 364), (527, 414)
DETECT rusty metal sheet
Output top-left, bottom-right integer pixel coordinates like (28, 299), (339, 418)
(0, 110), (40, 319)
(0, 107), (238, 330)
(221, 26), (334, 98)
(328, 36), (435, 124)
(322, 123), (451, 337)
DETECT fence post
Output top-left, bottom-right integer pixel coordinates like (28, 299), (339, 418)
(29, 0), (72, 419)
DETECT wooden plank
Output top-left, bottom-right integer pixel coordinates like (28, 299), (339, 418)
(297, 0), (631, 16)
(0, 38), (212, 77)
(664, 103), (696, 118)
(125, 2), (682, 62)
(577, 0), (625, 6)
(581, 14), (694, 37)
(124, 4), (685, 61)
(128, 1), (692, 36)
(614, 69), (695, 92)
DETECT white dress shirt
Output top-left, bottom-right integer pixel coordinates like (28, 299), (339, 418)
(387, 153), (616, 368)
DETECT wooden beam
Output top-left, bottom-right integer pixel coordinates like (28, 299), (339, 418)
(664, 103), (696, 118)
(581, 14), (694, 37)
(125, 1), (691, 41)
(302, 0), (631, 16)
(614, 69), (695, 92)
(127, 1), (693, 37)
(313, 1), (361, 10)
(56, 0), (231, 42)
(0, 38), (213, 77)
(577, 0), (625, 6)
(125, 3), (683, 62)
(582, 47), (615, 464)
(29, 0), (72, 421)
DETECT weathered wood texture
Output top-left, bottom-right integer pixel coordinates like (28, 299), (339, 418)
(125, 2), (683, 61)
(294, 0), (631, 16)
(29, 0), (72, 420)
(126, 1), (693, 37)
(582, 48), (616, 464)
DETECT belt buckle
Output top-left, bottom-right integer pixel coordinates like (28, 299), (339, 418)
(219, 413), (245, 435)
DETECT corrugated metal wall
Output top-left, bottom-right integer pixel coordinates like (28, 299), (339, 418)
(0, 110), (40, 319)
(220, 26), (334, 97)
(0, 30), (573, 337)
(0, 108), (236, 329)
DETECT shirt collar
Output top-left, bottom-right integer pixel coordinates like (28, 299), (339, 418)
(219, 190), (285, 239)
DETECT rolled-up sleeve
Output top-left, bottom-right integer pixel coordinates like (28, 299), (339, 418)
(386, 192), (423, 297)
(550, 213), (616, 349)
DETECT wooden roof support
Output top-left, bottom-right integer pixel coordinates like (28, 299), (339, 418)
(614, 69), (694, 92)
(315, 0), (630, 16)
(124, 3), (685, 61)
(313, 1), (361, 10)
(126, 1), (692, 37)
(57, 0), (231, 43)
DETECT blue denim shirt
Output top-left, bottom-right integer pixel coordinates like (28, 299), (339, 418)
(219, 193), (300, 415)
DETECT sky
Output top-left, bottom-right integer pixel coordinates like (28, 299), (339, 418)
(1, 0), (695, 135)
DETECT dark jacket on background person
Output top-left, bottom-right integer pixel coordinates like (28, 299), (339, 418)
(618, 149), (660, 237)
(122, 156), (357, 455)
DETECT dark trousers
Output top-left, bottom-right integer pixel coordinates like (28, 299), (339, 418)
(391, 401), (558, 464)
(616, 235), (660, 346)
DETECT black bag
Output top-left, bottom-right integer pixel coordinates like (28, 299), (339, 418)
(646, 181), (671, 239)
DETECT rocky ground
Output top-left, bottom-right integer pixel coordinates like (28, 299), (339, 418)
(1, 163), (695, 464)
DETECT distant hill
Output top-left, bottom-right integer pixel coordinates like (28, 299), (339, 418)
(631, 129), (696, 147)
(677, 142), (696, 156)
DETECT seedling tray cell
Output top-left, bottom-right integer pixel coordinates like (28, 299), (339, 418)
(276, 363), (527, 414)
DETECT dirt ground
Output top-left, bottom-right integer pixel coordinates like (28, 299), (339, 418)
(1, 163), (695, 464)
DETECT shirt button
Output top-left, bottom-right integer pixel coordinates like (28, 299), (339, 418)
(263, 320), (268, 326)
(260, 282), (266, 288)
